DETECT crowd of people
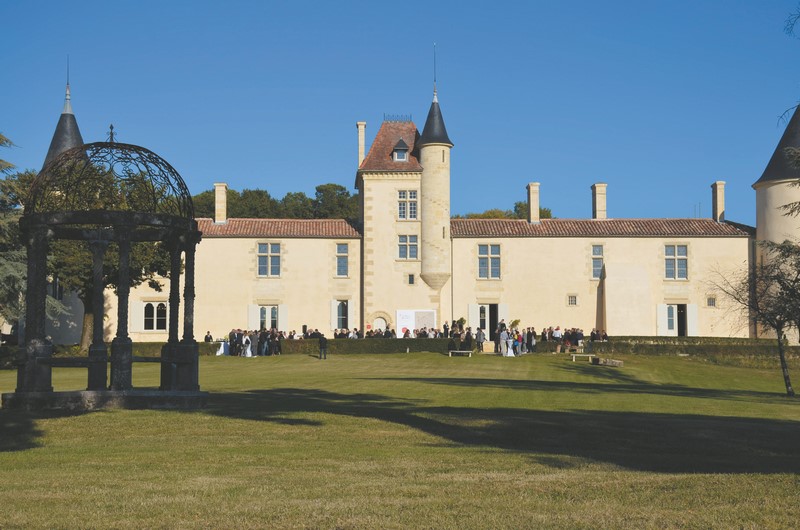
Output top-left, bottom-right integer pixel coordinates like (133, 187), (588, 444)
(206, 321), (609, 358)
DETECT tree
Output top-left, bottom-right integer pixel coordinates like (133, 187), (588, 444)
(714, 244), (796, 396)
(313, 183), (358, 221)
(238, 188), (279, 218)
(452, 203), (553, 220)
(0, 164), (68, 334)
(279, 191), (314, 218)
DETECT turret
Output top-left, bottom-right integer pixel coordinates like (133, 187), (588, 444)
(753, 104), (800, 251)
(42, 82), (85, 170)
(417, 88), (453, 291)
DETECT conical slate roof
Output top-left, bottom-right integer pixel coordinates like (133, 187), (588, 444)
(42, 84), (85, 170)
(753, 104), (800, 187)
(418, 90), (452, 147)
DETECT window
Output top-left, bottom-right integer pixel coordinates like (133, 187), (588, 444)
(336, 243), (348, 277)
(592, 245), (604, 279)
(337, 300), (348, 329)
(408, 274), (414, 285)
(394, 149), (407, 161)
(398, 235), (418, 259)
(260, 306), (278, 330)
(665, 245), (688, 280)
(478, 244), (501, 279)
(568, 295), (578, 306)
(707, 296), (717, 308)
(398, 190), (418, 220)
(667, 305), (675, 330)
(257, 243), (281, 277)
(144, 302), (167, 331)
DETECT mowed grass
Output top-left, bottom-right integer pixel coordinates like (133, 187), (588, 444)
(1, 352), (799, 529)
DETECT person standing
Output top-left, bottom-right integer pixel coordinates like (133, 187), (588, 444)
(318, 333), (328, 360)
(475, 328), (485, 352)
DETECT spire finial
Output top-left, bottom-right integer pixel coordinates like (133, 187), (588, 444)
(107, 124), (115, 143)
(433, 42), (438, 101)
(62, 57), (74, 115)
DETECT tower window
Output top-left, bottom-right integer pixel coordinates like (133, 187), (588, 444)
(399, 235), (418, 259)
(398, 190), (418, 220)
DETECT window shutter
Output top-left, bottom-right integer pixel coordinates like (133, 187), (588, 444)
(278, 304), (288, 332)
(497, 303), (509, 325)
(247, 304), (260, 330)
(656, 304), (668, 336)
(686, 304), (698, 336)
(330, 300), (339, 330)
(129, 301), (143, 333)
(467, 304), (479, 329)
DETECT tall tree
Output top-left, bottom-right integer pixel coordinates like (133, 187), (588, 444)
(279, 191), (314, 218)
(313, 183), (358, 221)
(714, 244), (796, 396)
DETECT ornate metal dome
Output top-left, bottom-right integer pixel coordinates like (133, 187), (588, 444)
(28, 141), (194, 219)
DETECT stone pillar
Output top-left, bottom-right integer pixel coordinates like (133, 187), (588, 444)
(111, 232), (133, 391)
(87, 240), (109, 390)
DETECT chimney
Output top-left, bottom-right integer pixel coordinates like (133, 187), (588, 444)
(214, 182), (228, 224)
(526, 182), (540, 223)
(711, 181), (725, 222)
(357, 121), (366, 166)
(591, 183), (607, 219)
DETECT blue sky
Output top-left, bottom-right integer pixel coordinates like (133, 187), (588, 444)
(3, 0), (799, 225)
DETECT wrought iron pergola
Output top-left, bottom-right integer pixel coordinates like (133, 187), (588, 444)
(10, 141), (204, 406)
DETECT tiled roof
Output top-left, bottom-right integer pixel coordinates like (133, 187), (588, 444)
(451, 218), (754, 238)
(197, 218), (361, 238)
(359, 121), (423, 172)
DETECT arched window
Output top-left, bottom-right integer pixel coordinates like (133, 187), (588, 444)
(144, 302), (168, 331)
(144, 303), (155, 330)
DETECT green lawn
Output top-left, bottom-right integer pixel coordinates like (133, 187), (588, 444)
(1, 352), (798, 529)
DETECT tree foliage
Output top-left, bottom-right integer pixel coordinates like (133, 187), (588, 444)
(452, 201), (553, 220)
(193, 184), (358, 221)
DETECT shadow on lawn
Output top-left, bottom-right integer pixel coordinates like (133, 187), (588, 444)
(369, 373), (783, 403)
(206, 387), (800, 474)
(0, 412), (40, 451)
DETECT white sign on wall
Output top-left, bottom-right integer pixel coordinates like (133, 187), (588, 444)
(396, 310), (437, 333)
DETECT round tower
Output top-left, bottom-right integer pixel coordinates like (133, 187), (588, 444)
(417, 89), (454, 291)
(753, 105), (800, 258)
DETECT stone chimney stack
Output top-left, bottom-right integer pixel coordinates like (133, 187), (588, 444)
(526, 182), (540, 223)
(711, 181), (725, 222)
(214, 182), (228, 224)
(592, 183), (608, 220)
(357, 121), (366, 166)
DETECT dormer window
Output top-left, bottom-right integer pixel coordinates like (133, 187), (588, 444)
(393, 138), (409, 162)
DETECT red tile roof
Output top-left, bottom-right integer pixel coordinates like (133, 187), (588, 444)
(197, 218), (361, 238)
(358, 121), (423, 172)
(197, 217), (753, 239)
(451, 218), (753, 238)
